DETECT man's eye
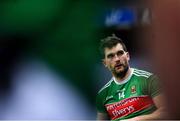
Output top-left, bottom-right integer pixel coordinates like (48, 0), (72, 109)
(107, 54), (114, 59)
(117, 51), (124, 56)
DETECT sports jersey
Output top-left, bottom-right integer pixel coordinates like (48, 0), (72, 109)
(96, 68), (160, 120)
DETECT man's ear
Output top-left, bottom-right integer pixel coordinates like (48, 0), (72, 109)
(102, 59), (107, 67)
(126, 52), (130, 61)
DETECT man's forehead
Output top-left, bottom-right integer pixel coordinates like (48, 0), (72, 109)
(104, 44), (124, 54)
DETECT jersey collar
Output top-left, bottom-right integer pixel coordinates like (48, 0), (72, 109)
(113, 68), (134, 85)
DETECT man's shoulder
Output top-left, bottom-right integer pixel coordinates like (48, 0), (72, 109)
(97, 78), (114, 94)
(132, 68), (153, 79)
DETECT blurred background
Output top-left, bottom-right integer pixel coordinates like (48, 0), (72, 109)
(0, 0), (156, 120)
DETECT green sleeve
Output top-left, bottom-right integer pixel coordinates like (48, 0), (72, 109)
(147, 75), (161, 97)
(96, 91), (107, 113)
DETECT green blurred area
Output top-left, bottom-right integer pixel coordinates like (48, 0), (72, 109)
(0, 0), (106, 103)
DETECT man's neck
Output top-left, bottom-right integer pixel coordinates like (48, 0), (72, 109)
(114, 67), (132, 83)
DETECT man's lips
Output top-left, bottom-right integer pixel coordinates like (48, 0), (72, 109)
(115, 64), (123, 68)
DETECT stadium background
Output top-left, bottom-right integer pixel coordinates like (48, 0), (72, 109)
(0, 0), (152, 119)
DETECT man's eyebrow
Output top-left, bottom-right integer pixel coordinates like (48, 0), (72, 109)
(108, 50), (124, 55)
(107, 53), (114, 57)
(117, 49), (124, 52)
(107, 53), (113, 56)
(117, 50), (125, 53)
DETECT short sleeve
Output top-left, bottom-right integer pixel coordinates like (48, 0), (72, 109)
(96, 92), (107, 113)
(147, 75), (161, 97)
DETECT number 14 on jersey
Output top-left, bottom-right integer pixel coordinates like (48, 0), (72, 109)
(118, 88), (125, 99)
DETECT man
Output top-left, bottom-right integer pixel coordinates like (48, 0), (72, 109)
(96, 34), (165, 120)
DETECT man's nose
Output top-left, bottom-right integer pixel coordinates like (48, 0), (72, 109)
(114, 54), (120, 61)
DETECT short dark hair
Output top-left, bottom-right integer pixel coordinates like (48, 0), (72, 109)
(99, 34), (127, 58)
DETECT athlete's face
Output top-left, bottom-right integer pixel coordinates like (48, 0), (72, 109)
(103, 43), (130, 77)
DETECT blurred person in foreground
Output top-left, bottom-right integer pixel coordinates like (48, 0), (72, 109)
(96, 34), (166, 120)
(147, 0), (180, 119)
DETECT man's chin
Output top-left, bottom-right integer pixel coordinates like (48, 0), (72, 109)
(115, 66), (129, 77)
(115, 67), (124, 72)
(114, 69), (127, 78)
(115, 69), (124, 74)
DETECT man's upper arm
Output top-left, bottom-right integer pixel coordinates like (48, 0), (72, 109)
(96, 89), (109, 120)
(153, 93), (167, 111)
(153, 94), (164, 108)
(150, 75), (166, 112)
(152, 94), (167, 118)
(97, 112), (110, 120)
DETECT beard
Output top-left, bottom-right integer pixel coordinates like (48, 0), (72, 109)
(112, 63), (129, 78)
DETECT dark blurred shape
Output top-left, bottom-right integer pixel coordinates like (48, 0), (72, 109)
(0, 35), (28, 94)
(147, 0), (180, 119)
(0, 58), (95, 119)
